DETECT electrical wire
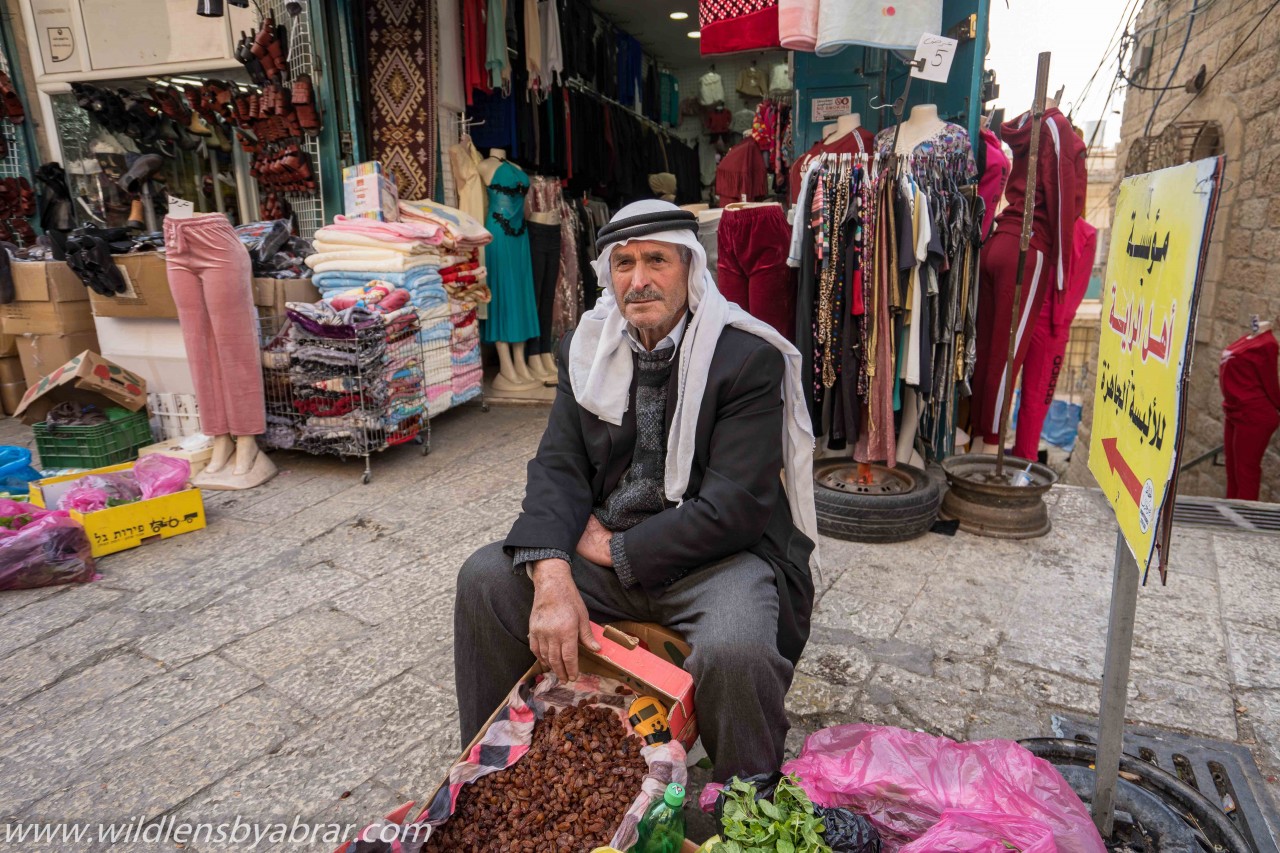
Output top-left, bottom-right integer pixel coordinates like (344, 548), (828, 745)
(1128, 0), (1222, 39)
(1165, 0), (1280, 125)
(1073, 0), (1143, 111)
(1143, 0), (1199, 137)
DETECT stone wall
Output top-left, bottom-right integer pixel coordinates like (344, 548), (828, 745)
(1066, 0), (1280, 500)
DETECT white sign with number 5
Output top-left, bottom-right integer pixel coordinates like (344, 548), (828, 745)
(911, 33), (959, 84)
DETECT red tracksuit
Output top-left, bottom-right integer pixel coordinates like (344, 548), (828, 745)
(1013, 218), (1098, 459)
(971, 107), (1087, 446)
(1220, 330), (1280, 500)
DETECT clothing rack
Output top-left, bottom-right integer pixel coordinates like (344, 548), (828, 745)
(564, 76), (689, 144)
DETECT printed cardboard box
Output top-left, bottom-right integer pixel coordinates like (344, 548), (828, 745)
(88, 254), (178, 319)
(0, 261), (95, 335)
(253, 277), (322, 319)
(11, 260), (88, 302)
(12, 351), (147, 425)
(342, 161), (399, 221)
(14, 330), (102, 387)
(28, 462), (207, 558)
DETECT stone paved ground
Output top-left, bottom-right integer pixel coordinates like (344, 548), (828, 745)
(1, 404), (1278, 851)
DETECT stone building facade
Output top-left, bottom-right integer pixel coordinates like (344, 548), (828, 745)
(1067, 0), (1280, 500)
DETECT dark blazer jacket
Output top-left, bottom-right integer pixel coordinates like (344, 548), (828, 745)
(505, 326), (815, 665)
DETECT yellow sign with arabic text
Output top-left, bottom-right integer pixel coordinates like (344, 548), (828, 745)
(1089, 157), (1224, 578)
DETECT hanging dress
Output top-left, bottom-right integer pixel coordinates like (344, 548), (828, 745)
(449, 139), (488, 265)
(483, 160), (541, 343)
(486, 0), (509, 89)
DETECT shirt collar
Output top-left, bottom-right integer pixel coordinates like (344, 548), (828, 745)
(624, 312), (688, 357)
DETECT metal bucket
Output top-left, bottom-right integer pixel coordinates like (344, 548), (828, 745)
(940, 454), (1058, 539)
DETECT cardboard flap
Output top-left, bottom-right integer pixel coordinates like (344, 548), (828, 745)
(13, 351), (147, 424)
(587, 621), (695, 720)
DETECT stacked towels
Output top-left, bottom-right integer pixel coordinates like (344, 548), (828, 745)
(305, 202), (494, 420)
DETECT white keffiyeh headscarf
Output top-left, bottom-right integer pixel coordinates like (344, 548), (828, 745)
(570, 200), (819, 568)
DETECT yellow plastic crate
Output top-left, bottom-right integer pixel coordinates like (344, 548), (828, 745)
(28, 462), (206, 557)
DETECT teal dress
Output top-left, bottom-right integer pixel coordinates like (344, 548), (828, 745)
(482, 160), (540, 344)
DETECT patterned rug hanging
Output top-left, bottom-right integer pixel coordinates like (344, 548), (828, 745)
(363, 0), (439, 200)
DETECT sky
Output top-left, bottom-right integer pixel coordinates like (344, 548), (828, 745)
(985, 0), (1139, 147)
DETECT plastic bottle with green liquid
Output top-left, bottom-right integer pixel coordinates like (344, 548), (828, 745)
(631, 782), (686, 853)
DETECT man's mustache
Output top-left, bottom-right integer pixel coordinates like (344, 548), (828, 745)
(624, 287), (663, 304)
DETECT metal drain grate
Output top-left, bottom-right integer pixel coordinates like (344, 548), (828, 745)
(1173, 496), (1280, 533)
(1053, 715), (1279, 852)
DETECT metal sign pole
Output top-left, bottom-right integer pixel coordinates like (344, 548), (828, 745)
(1092, 529), (1141, 836)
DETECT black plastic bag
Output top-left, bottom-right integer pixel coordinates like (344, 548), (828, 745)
(712, 772), (784, 825)
(814, 805), (880, 853)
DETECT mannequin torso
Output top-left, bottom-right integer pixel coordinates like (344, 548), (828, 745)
(894, 104), (947, 154)
(828, 113), (863, 141)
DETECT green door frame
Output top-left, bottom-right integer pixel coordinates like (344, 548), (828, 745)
(307, 0), (367, 221)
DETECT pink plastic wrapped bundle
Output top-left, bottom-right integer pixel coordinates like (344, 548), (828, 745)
(0, 499), (96, 590)
(57, 473), (142, 513)
(134, 455), (191, 499)
(781, 724), (1105, 853)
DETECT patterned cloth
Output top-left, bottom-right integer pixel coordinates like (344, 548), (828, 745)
(364, 0), (439, 200)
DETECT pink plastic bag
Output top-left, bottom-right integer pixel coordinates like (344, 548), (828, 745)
(57, 473), (142, 513)
(781, 725), (1105, 853)
(900, 810), (1057, 852)
(0, 501), (96, 590)
(134, 455), (191, 499)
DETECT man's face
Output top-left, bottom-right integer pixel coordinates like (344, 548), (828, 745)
(609, 240), (690, 332)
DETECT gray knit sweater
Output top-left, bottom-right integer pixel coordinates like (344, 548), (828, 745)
(514, 347), (674, 589)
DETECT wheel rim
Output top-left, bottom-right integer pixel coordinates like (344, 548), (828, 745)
(814, 461), (917, 496)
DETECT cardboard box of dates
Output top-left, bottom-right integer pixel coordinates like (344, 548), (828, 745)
(333, 622), (698, 852)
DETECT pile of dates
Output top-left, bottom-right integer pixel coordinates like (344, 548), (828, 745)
(425, 701), (649, 851)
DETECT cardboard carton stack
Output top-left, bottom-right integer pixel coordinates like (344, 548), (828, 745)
(0, 261), (101, 411)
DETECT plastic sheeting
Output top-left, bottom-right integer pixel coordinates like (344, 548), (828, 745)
(781, 725), (1105, 853)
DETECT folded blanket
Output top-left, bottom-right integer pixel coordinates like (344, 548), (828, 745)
(399, 199), (492, 244)
(332, 215), (447, 243)
(313, 234), (436, 256)
(306, 250), (469, 274)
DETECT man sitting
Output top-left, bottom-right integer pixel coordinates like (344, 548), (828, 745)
(454, 200), (818, 780)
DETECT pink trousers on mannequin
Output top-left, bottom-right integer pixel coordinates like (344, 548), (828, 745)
(163, 213), (265, 437)
(1013, 219), (1098, 459)
(717, 204), (796, 341)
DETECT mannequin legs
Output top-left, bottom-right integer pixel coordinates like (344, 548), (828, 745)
(536, 352), (557, 380)
(511, 342), (538, 383)
(201, 433), (264, 475)
(205, 434), (236, 475)
(493, 342), (539, 391)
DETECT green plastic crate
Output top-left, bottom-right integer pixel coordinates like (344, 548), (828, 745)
(33, 409), (153, 469)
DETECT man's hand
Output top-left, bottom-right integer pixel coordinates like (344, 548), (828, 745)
(575, 514), (614, 566)
(528, 558), (600, 682)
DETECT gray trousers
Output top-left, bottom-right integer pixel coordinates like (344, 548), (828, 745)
(454, 542), (794, 781)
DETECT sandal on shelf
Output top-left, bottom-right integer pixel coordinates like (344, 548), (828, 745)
(0, 72), (25, 124)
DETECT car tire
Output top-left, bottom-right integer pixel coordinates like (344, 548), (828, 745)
(814, 460), (942, 543)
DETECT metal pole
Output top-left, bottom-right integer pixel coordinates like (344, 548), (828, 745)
(1092, 528), (1141, 837)
(995, 51), (1052, 477)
